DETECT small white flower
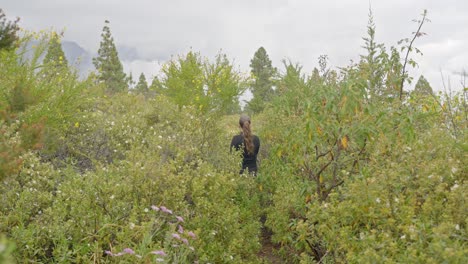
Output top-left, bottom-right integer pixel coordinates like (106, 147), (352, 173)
(455, 224), (460, 230)
(110, 195), (115, 200)
(359, 232), (365, 240)
(157, 145), (162, 149)
(451, 167), (458, 174)
(451, 184), (459, 191)
(129, 223), (135, 230)
(400, 235), (406, 239)
(144, 208), (149, 213)
(376, 198), (381, 203)
(158, 135), (163, 139)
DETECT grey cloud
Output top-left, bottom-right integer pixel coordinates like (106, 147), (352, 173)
(2, 0), (467, 91)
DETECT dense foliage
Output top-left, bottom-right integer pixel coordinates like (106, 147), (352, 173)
(0, 11), (466, 264)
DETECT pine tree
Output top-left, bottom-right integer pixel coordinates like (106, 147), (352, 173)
(277, 60), (305, 95)
(43, 32), (68, 69)
(248, 47), (275, 113)
(360, 8), (386, 100)
(149, 76), (163, 93)
(0, 9), (20, 50)
(308, 67), (322, 85)
(134, 72), (149, 95)
(413, 75), (433, 96)
(93, 20), (127, 93)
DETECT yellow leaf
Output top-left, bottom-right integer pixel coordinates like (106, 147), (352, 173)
(319, 175), (324, 184)
(317, 126), (323, 135)
(259, 184), (263, 192)
(74, 122), (79, 128)
(276, 149), (282, 157)
(341, 136), (348, 149)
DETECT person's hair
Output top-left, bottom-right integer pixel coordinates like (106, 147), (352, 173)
(239, 114), (254, 155)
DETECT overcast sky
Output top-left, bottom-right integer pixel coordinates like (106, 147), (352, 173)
(3, 0), (467, 91)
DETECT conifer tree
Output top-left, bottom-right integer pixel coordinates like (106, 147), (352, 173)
(308, 67), (322, 85)
(93, 20), (127, 93)
(134, 72), (149, 95)
(43, 32), (69, 75)
(360, 9), (386, 100)
(248, 47), (275, 113)
(149, 76), (163, 93)
(413, 75), (433, 96)
(0, 9), (20, 50)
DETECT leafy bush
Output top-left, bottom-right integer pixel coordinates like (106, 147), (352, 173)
(1, 16), (466, 264)
(257, 31), (467, 264)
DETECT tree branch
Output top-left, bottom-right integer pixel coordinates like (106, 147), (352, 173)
(400, 10), (428, 100)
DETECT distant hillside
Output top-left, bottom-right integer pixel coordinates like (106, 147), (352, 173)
(61, 41), (94, 77)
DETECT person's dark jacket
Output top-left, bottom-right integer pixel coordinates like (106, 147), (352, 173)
(230, 134), (260, 174)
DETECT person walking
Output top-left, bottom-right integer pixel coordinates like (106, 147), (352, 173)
(230, 114), (260, 175)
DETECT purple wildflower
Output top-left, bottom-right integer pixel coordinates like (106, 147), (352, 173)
(151, 205), (160, 211)
(151, 250), (167, 256)
(188, 231), (196, 239)
(105, 250), (114, 256)
(176, 216), (184, 222)
(160, 206), (173, 214)
(182, 238), (189, 245)
(178, 225), (184, 234)
(172, 233), (181, 240)
(123, 248), (135, 255)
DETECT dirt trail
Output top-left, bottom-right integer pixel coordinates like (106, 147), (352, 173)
(257, 227), (283, 264)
